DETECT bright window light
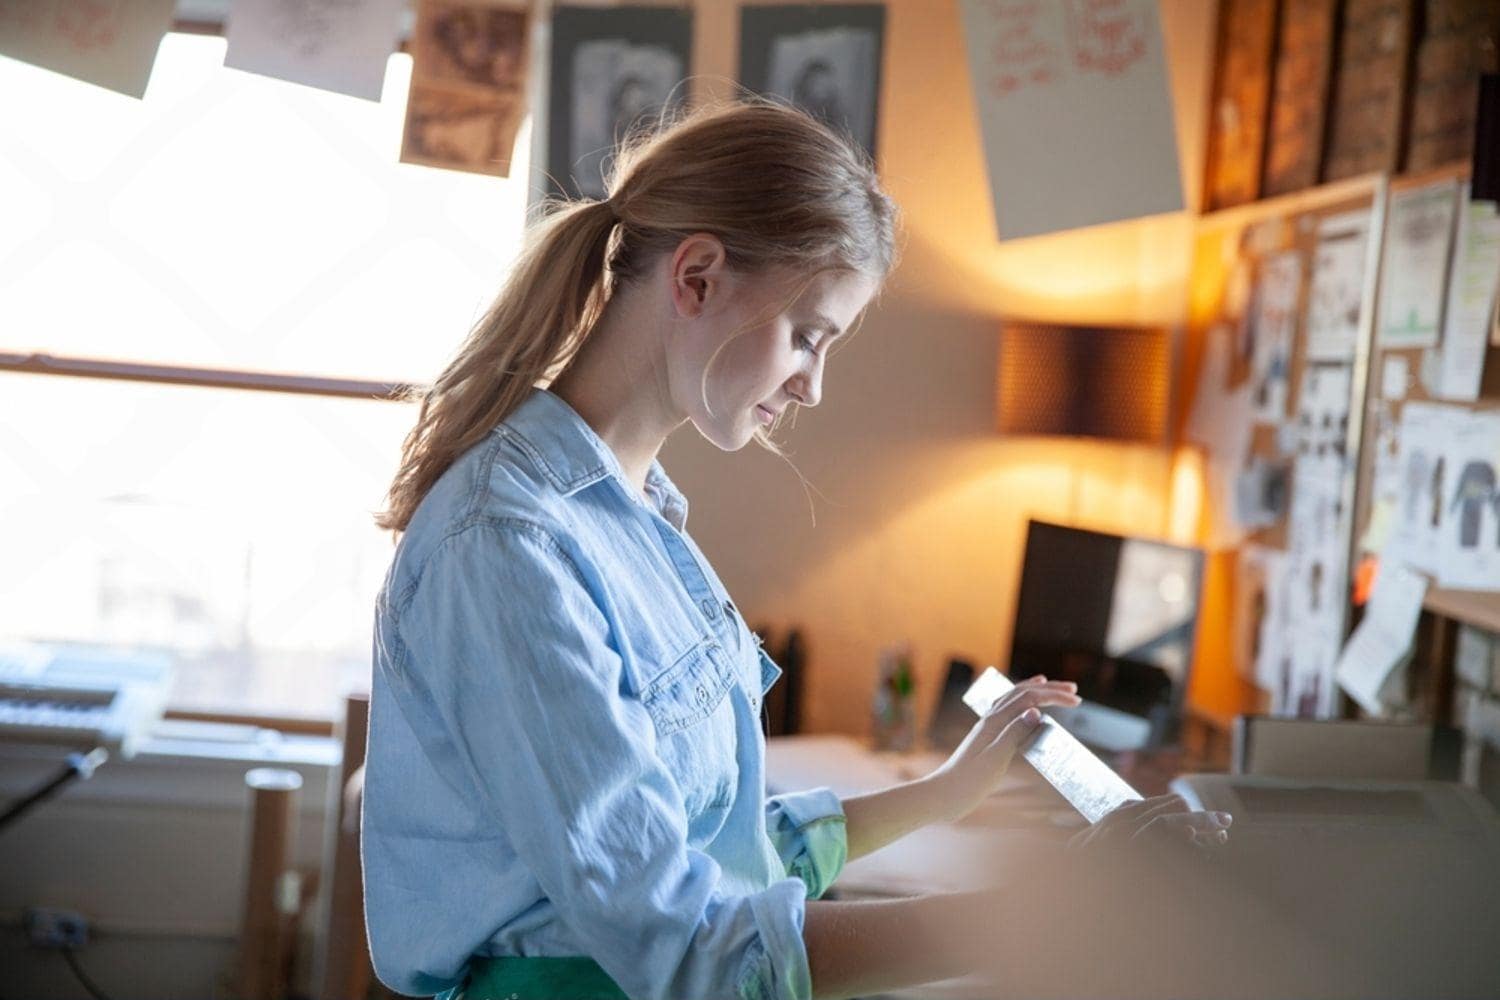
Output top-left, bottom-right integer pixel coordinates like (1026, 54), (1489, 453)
(0, 34), (532, 720)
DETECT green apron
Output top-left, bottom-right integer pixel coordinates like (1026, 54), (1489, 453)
(437, 956), (630, 1000)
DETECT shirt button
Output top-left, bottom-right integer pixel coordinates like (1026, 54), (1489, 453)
(700, 597), (717, 619)
(696, 684), (709, 705)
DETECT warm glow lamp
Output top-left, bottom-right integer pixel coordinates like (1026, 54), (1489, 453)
(997, 323), (1169, 442)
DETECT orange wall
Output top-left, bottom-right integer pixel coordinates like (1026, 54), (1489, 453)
(660, 1), (1237, 735)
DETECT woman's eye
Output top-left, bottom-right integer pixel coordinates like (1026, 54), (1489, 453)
(796, 332), (818, 352)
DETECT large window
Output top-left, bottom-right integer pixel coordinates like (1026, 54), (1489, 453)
(0, 33), (531, 721)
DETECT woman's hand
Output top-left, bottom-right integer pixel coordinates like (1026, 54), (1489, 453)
(1067, 794), (1233, 859)
(924, 675), (1082, 823)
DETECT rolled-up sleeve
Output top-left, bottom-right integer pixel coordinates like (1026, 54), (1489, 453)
(764, 789), (848, 899)
(396, 520), (814, 1000)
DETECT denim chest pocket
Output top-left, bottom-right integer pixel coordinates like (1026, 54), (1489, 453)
(756, 647), (783, 699)
(640, 639), (739, 815)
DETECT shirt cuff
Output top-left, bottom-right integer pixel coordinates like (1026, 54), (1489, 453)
(738, 878), (814, 1000)
(769, 787), (848, 899)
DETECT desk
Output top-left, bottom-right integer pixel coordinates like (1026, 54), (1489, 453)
(765, 734), (1227, 899)
(765, 735), (1500, 999)
(766, 735), (1080, 899)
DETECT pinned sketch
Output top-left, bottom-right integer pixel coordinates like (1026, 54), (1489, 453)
(1360, 403), (1402, 555)
(739, 5), (884, 158)
(225, 0), (405, 101)
(1294, 363), (1352, 461)
(1185, 322), (1254, 546)
(1280, 446), (1352, 719)
(1233, 457), (1290, 530)
(1281, 620), (1342, 718)
(1254, 553), (1295, 694)
(1235, 545), (1288, 687)
(1435, 198), (1500, 401)
(0, 0), (175, 98)
(401, 0), (531, 177)
(1304, 210), (1370, 362)
(1378, 179), (1460, 349)
(557, 13), (690, 200)
(1247, 251), (1302, 421)
(1435, 409), (1500, 590)
(1335, 561), (1426, 717)
(958, 0), (1181, 240)
(1385, 402), (1462, 577)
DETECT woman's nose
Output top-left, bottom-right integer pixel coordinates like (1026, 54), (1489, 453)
(789, 358), (823, 408)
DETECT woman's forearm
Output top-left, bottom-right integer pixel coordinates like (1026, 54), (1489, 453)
(803, 891), (1000, 999)
(839, 776), (957, 861)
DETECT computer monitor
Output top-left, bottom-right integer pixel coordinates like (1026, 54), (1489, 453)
(1007, 520), (1204, 751)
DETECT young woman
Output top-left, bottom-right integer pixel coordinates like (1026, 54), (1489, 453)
(362, 100), (1226, 1000)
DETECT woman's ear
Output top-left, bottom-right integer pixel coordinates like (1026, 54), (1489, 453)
(669, 233), (727, 319)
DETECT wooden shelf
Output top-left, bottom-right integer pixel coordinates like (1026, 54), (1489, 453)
(1194, 160), (1472, 232)
(1422, 587), (1500, 634)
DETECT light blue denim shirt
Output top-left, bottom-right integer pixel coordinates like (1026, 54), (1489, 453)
(363, 388), (847, 1000)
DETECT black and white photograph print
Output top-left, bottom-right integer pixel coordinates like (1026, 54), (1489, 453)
(547, 6), (693, 200)
(739, 4), (885, 160)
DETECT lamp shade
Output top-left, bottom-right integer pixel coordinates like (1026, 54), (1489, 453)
(997, 323), (1169, 442)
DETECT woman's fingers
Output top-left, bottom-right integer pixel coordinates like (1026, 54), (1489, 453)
(989, 705), (1046, 762)
(980, 681), (1080, 729)
(1136, 809), (1235, 855)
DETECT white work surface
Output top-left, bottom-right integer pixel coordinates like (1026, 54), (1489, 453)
(766, 735), (1500, 1000)
(765, 735), (1084, 897)
(766, 735), (1086, 999)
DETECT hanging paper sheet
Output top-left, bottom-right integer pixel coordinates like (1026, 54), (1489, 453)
(0, 0), (175, 98)
(958, 0), (1182, 240)
(225, 0), (406, 101)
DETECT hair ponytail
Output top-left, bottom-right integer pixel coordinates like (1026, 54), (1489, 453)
(375, 199), (617, 533)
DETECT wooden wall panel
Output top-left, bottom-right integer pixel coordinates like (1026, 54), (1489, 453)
(1205, 0), (1281, 210)
(1262, 0), (1340, 197)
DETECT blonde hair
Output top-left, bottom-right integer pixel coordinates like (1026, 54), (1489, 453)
(376, 99), (899, 534)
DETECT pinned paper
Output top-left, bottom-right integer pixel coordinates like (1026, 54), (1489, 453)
(1335, 561), (1427, 717)
(958, 0), (1182, 240)
(1305, 210), (1370, 362)
(1380, 356), (1410, 400)
(1385, 402), (1458, 577)
(1434, 197), (1500, 401)
(1433, 409), (1500, 590)
(1378, 179), (1460, 349)
(1233, 457), (1289, 530)
(0, 0), (175, 98)
(225, 0), (406, 101)
(1235, 545), (1288, 687)
(1248, 251), (1302, 421)
(1186, 323), (1254, 546)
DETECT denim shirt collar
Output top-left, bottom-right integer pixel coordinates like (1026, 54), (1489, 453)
(503, 388), (690, 529)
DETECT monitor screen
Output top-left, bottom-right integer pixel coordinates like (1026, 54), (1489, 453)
(1008, 520), (1204, 733)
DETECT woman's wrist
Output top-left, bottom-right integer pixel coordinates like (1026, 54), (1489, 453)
(912, 769), (971, 825)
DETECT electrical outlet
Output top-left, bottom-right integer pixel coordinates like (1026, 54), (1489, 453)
(23, 907), (89, 949)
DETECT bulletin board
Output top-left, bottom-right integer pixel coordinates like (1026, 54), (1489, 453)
(1182, 174), (1386, 718)
(1351, 165), (1500, 637)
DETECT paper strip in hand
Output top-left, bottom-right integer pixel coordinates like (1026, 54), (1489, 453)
(964, 667), (1143, 823)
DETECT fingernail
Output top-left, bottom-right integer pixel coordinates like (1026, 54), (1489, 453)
(1216, 830), (1228, 843)
(1023, 707), (1041, 723)
(1214, 811), (1233, 826)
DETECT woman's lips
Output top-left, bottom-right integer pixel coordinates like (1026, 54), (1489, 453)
(755, 404), (776, 427)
